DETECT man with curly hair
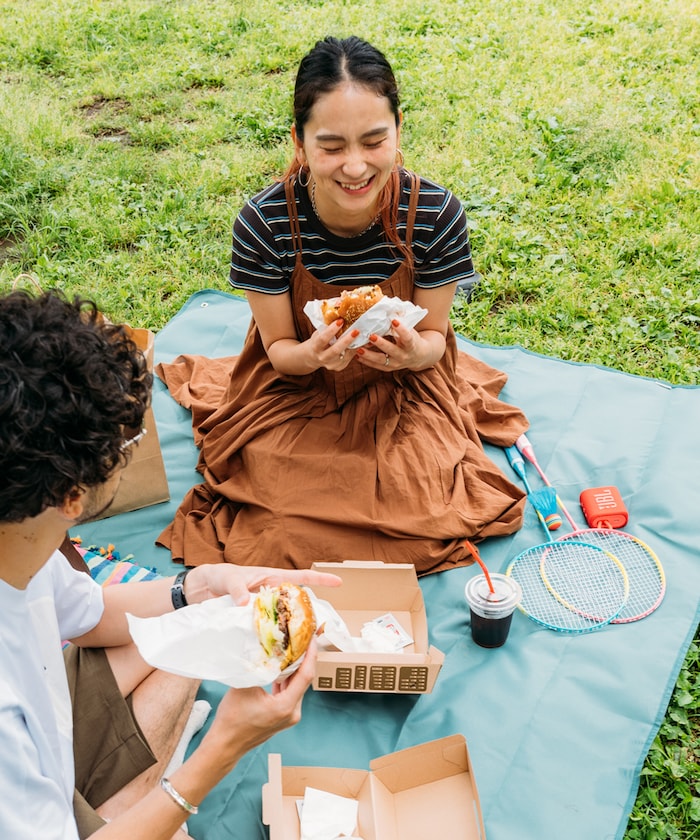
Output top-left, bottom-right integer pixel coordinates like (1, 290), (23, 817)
(0, 290), (339, 840)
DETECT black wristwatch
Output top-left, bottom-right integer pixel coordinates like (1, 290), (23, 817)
(171, 570), (190, 610)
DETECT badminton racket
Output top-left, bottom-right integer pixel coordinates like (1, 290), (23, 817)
(516, 433), (666, 623)
(504, 447), (629, 632)
(557, 529), (665, 623)
(505, 537), (629, 633)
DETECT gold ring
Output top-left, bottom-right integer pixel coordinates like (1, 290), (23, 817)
(384, 354), (390, 366)
(339, 351), (345, 361)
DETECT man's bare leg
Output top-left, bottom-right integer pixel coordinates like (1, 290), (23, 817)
(96, 643), (201, 838)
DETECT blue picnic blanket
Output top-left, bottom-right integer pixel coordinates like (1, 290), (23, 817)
(73, 289), (700, 840)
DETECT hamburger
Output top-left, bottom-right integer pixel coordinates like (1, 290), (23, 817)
(253, 583), (316, 669)
(321, 284), (384, 333)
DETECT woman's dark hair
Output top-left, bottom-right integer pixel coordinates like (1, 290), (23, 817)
(0, 290), (151, 522)
(284, 36), (410, 259)
(292, 36), (400, 143)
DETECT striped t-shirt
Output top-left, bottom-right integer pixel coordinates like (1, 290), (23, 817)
(229, 169), (475, 294)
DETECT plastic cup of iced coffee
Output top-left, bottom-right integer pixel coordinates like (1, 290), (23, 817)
(464, 573), (522, 648)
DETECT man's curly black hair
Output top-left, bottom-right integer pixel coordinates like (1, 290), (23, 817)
(0, 289), (152, 523)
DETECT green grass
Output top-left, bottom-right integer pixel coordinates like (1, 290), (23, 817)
(626, 636), (700, 840)
(1, 1), (698, 835)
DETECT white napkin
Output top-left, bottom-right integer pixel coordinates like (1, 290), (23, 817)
(314, 602), (413, 654)
(298, 787), (363, 840)
(303, 296), (428, 349)
(359, 613), (413, 652)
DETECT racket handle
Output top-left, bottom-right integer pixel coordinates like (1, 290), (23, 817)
(505, 445), (528, 485)
(515, 432), (535, 463)
(516, 434), (580, 531)
(516, 432), (547, 479)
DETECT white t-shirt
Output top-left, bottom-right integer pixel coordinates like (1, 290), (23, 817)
(0, 550), (104, 839)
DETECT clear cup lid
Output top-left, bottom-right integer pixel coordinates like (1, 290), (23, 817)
(464, 573), (522, 616)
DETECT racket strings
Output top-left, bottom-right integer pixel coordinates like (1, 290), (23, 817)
(507, 541), (629, 633)
(557, 529), (666, 623)
(539, 543), (629, 623)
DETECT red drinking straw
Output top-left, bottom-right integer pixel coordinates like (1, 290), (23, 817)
(464, 540), (496, 595)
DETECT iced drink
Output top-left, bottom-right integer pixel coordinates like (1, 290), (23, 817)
(464, 573), (522, 648)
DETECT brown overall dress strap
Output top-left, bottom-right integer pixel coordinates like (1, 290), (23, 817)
(283, 173), (421, 406)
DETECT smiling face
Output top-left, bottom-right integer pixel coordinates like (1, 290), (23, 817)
(293, 81), (400, 237)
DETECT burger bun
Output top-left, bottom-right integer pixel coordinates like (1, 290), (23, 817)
(321, 284), (384, 333)
(253, 583), (316, 670)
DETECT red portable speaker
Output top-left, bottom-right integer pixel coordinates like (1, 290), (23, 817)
(579, 486), (629, 529)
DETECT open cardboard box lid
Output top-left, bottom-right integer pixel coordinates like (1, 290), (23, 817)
(262, 734), (487, 840)
(310, 561), (444, 693)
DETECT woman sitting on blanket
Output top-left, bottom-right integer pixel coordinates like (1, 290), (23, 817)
(159, 35), (528, 575)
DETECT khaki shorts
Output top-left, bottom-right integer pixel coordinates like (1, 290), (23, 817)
(64, 645), (157, 839)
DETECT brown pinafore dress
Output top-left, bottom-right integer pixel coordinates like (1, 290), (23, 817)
(159, 174), (527, 575)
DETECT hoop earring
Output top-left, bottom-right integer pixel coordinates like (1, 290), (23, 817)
(395, 148), (405, 168)
(297, 166), (311, 187)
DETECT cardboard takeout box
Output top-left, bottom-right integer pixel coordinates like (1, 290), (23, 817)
(309, 560), (444, 694)
(262, 734), (487, 840)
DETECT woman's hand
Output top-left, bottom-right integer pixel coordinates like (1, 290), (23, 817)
(356, 282), (457, 372)
(185, 563), (342, 606)
(246, 290), (362, 374)
(306, 321), (362, 371)
(356, 318), (446, 372)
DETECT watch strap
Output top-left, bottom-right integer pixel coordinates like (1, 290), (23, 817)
(171, 570), (190, 610)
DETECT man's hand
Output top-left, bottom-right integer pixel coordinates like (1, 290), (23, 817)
(187, 638), (320, 776)
(185, 563), (342, 606)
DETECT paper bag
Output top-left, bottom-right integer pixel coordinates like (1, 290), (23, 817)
(91, 325), (170, 520)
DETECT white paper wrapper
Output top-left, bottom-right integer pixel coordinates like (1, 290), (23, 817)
(298, 787), (362, 840)
(127, 596), (282, 688)
(126, 594), (410, 689)
(303, 296), (428, 349)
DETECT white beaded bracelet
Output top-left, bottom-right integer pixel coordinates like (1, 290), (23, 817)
(160, 777), (199, 815)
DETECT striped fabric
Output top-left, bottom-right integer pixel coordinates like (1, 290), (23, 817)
(61, 547), (160, 648)
(82, 548), (160, 585)
(229, 169), (476, 293)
